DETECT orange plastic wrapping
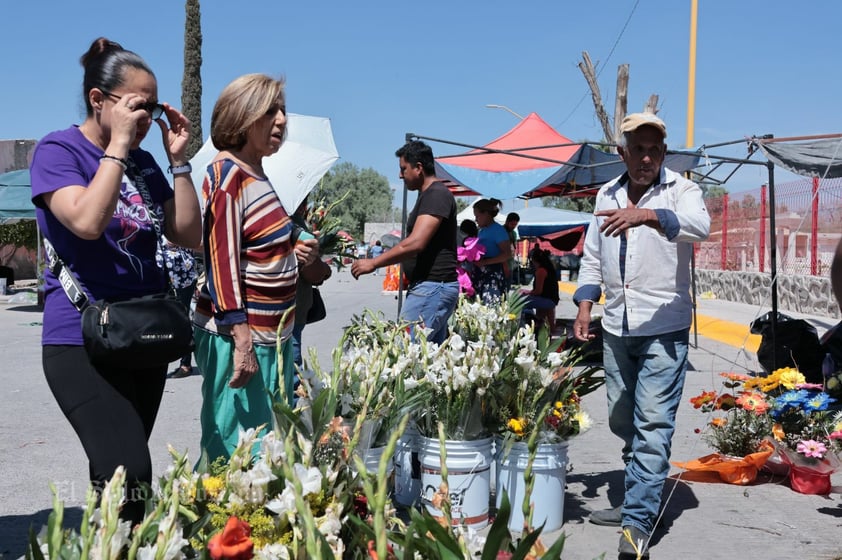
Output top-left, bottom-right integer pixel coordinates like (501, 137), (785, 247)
(672, 441), (774, 485)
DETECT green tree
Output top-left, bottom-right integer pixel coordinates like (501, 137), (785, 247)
(311, 162), (393, 239)
(454, 197), (469, 215)
(181, 0), (203, 159)
(543, 194), (595, 214)
(703, 185), (728, 199)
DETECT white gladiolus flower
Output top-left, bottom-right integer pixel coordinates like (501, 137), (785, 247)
(293, 463), (323, 496)
(255, 543), (292, 560)
(266, 487), (296, 517)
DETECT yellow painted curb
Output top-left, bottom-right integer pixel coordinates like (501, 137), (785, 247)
(557, 282), (760, 353)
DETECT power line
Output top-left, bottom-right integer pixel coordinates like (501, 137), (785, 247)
(555, 0), (640, 129)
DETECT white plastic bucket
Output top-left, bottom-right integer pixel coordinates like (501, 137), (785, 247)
(419, 436), (493, 529)
(559, 270), (570, 282)
(496, 439), (568, 532)
(363, 445), (394, 477)
(393, 426), (421, 506)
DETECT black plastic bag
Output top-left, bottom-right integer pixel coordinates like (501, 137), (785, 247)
(749, 312), (823, 383)
(306, 288), (327, 324)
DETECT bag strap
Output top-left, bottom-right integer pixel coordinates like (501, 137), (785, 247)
(46, 156), (176, 312)
(43, 237), (90, 312)
(124, 157), (175, 294)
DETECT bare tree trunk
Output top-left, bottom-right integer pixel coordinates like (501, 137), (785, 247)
(644, 94), (660, 114)
(578, 51), (613, 143)
(613, 64), (629, 147)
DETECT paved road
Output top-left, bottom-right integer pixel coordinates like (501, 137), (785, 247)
(1, 270), (841, 559)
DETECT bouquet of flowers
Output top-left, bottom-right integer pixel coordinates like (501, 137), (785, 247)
(483, 310), (604, 445)
(299, 189), (356, 266)
(679, 367), (842, 489)
(676, 372), (776, 484)
(751, 367), (842, 493)
(688, 372), (775, 458)
(409, 293), (604, 442)
(307, 310), (427, 449)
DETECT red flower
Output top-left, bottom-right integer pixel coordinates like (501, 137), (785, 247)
(735, 391), (770, 414)
(689, 391), (717, 409)
(208, 516), (254, 560)
(716, 393), (736, 411)
(353, 493), (370, 518)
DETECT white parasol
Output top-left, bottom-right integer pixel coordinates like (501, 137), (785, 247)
(189, 113), (339, 213)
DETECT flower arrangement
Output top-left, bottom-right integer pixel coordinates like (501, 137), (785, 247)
(26, 379), (571, 559)
(298, 189), (356, 267)
(483, 323), (603, 445)
(681, 367), (842, 489)
(25, 296), (599, 558)
(688, 372), (774, 457)
(407, 293), (604, 442)
(737, 367), (842, 461)
(308, 310), (426, 449)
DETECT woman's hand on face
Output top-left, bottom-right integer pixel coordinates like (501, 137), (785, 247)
(109, 94), (147, 148)
(156, 102), (192, 164)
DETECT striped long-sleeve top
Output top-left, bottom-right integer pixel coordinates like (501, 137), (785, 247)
(193, 159), (298, 345)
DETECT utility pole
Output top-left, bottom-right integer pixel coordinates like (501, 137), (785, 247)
(578, 52), (614, 143)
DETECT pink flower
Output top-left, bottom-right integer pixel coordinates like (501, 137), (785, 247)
(457, 237), (486, 262)
(796, 439), (828, 459)
(829, 431), (842, 441)
(795, 382), (824, 390)
(457, 267), (475, 296)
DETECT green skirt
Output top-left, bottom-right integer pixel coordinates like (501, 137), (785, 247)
(194, 328), (294, 464)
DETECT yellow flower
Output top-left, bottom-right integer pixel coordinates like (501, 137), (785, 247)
(774, 367), (806, 390)
(574, 410), (592, 432)
(201, 475), (224, 499)
(772, 423), (785, 441)
(507, 417), (527, 435)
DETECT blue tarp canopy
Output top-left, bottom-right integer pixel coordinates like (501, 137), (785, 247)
(425, 112), (702, 199)
(0, 169), (35, 223)
(456, 202), (590, 237)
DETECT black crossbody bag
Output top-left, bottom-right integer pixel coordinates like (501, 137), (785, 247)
(44, 158), (194, 370)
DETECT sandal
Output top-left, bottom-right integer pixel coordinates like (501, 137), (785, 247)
(169, 365), (193, 379)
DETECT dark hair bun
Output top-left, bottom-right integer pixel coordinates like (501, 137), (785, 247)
(80, 37), (123, 68)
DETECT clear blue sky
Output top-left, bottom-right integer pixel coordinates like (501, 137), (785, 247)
(3, 0), (840, 203)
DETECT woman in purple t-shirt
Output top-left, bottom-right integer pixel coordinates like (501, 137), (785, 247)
(29, 38), (201, 523)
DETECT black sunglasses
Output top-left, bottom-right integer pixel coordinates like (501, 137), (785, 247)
(102, 91), (165, 120)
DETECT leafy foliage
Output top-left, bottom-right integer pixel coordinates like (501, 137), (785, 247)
(181, 0), (203, 159)
(0, 222), (38, 251)
(543, 195), (595, 213)
(312, 162), (393, 239)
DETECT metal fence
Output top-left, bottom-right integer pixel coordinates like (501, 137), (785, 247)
(697, 177), (842, 276)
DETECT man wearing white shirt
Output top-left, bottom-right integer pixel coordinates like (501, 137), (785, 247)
(573, 112), (710, 558)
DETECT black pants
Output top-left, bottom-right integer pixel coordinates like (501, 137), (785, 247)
(43, 345), (167, 523)
(174, 282), (197, 368)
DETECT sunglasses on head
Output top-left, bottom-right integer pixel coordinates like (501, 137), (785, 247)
(102, 91), (165, 120)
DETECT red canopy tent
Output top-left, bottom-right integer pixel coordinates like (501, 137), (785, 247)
(429, 112), (700, 199)
(434, 113), (583, 197)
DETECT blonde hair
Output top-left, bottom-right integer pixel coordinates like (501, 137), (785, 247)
(210, 73), (286, 151)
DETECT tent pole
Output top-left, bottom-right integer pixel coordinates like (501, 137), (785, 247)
(396, 180), (408, 320)
(767, 160), (778, 369)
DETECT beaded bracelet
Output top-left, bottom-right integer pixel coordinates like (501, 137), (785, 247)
(100, 154), (128, 171)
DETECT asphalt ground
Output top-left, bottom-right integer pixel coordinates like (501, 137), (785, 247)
(1, 270), (841, 559)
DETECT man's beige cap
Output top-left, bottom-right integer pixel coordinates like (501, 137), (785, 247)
(620, 112), (667, 138)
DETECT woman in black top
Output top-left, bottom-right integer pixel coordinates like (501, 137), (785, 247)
(522, 248), (559, 330)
